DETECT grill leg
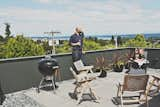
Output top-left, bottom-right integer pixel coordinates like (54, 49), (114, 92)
(37, 77), (45, 93)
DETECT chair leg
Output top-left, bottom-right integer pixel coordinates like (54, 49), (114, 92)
(77, 82), (90, 104)
(117, 83), (122, 97)
(89, 87), (99, 101)
(77, 86), (85, 104)
(144, 92), (149, 107)
(148, 78), (156, 94)
(117, 85), (120, 97)
(73, 84), (81, 99)
(86, 81), (99, 101)
(120, 92), (124, 107)
(118, 85), (123, 107)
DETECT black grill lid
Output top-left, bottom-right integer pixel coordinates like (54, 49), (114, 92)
(38, 56), (59, 76)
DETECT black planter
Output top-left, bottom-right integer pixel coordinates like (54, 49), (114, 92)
(124, 63), (130, 69)
(98, 69), (107, 78)
(113, 65), (124, 72)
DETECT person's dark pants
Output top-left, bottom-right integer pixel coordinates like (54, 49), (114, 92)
(72, 49), (82, 62)
(0, 83), (5, 105)
(72, 49), (82, 74)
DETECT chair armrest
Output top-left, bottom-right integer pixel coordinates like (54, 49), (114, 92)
(79, 66), (94, 71)
(151, 75), (160, 81)
(116, 83), (123, 88)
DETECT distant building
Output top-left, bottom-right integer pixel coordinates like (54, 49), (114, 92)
(48, 39), (59, 46)
(31, 37), (60, 45)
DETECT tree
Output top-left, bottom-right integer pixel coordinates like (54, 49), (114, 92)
(41, 41), (52, 54)
(56, 40), (71, 53)
(4, 35), (45, 58)
(0, 43), (5, 58)
(4, 23), (11, 39)
(110, 35), (115, 45)
(0, 35), (4, 42)
(98, 39), (107, 46)
(155, 43), (160, 48)
(0, 35), (5, 58)
(124, 34), (147, 47)
(83, 39), (102, 51)
(117, 36), (122, 46)
(55, 38), (103, 53)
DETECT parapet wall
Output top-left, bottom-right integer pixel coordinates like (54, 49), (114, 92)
(0, 48), (159, 94)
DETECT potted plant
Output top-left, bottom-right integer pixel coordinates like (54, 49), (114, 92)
(95, 56), (112, 77)
(112, 53), (124, 72)
(124, 51), (134, 69)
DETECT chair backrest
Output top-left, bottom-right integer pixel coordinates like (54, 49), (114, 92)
(70, 67), (78, 80)
(73, 60), (84, 71)
(123, 74), (149, 91)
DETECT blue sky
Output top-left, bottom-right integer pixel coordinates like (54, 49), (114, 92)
(0, 0), (160, 36)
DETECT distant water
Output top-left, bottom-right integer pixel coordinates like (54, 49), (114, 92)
(31, 33), (160, 40)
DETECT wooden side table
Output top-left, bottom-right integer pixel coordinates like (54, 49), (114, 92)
(54, 68), (62, 82)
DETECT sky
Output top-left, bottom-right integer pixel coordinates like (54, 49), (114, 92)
(0, 0), (160, 36)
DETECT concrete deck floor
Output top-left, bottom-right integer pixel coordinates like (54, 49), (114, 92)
(2, 68), (160, 107)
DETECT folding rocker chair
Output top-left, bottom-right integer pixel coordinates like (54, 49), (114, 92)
(73, 60), (94, 74)
(70, 67), (99, 104)
(117, 74), (149, 107)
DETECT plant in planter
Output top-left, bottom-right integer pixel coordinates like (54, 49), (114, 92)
(123, 51), (135, 69)
(95, 56), (112, 78)
(112, 53), (125, 72)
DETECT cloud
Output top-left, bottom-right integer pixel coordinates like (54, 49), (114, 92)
(35, 0), (51, 4)
(0, 0), (160, 35)
(34, 0), (73, 4)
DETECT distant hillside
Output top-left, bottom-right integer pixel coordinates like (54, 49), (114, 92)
(30, 33), (160, 40)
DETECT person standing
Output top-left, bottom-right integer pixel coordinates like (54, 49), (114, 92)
(69, 27), (84, 62)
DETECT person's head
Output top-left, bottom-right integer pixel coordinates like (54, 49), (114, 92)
(139, 48), (144, 55)
(135, 48), (139, 54)
(75, 26), (82, 33)
(135, 54), (139, 59)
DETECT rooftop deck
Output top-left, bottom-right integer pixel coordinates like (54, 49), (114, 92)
(1, 68), (160, 107)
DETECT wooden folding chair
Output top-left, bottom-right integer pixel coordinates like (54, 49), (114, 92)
(70, 67), (98, 104)
(117, 74), (149, 107)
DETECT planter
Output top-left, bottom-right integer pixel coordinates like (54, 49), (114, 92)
(98, 69), (107, 78)
(124, 63), (130, 69)
(113, 65), (124, 72)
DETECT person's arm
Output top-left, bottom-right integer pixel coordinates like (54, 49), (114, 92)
(69, 34), (81, 46)
(69, 36), (79, 46)
(70, 42), (81, 46)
